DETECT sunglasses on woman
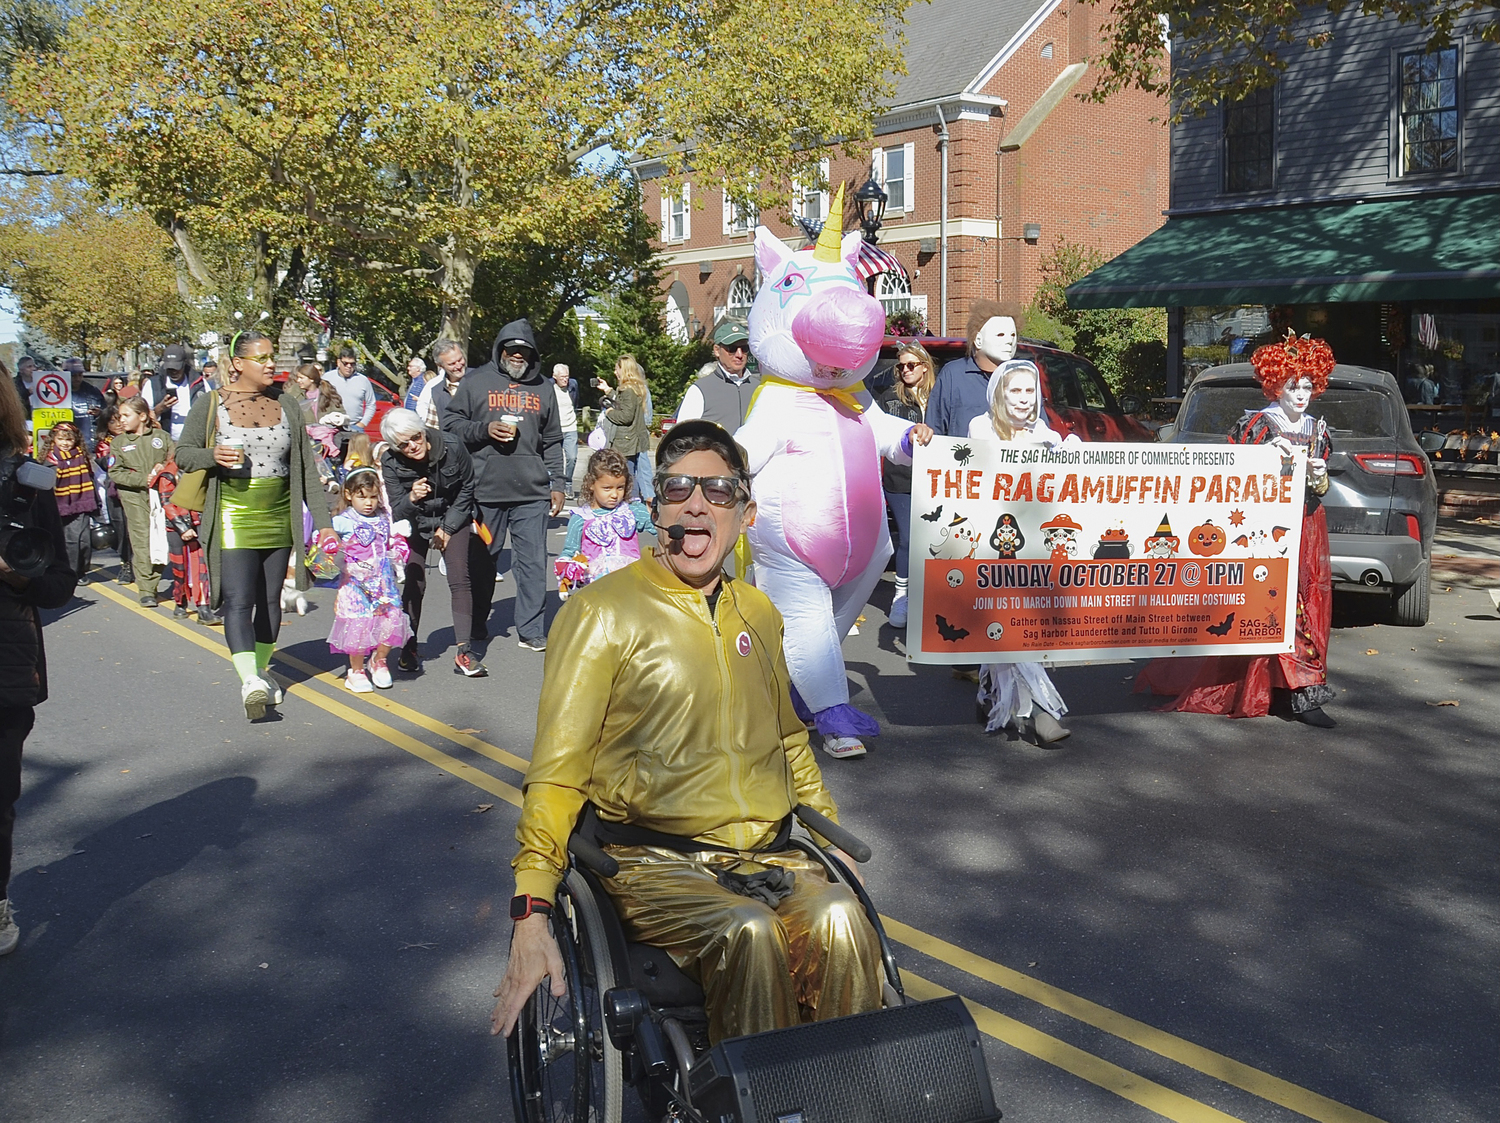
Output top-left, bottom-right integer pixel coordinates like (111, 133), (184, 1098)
(895, 360), (923, 371)
(658, 474), (746, 507)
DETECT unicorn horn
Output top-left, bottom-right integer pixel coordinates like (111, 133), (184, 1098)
(813, 183), (846, 263)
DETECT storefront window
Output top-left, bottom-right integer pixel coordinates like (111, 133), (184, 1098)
(1405, 311), (1500, 419)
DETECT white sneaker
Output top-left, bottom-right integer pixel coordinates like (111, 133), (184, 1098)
(263, 671), (284, 706)
(822, 735), (867, 760)
(346, 670), (374, 694)
(889, 594), (909, 629)
(0, 898), (18, 956)
(369, 662), (393, 689)
(241, 676), (271, 719)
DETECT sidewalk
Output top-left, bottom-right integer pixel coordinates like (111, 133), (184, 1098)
(1431, 514), (1500, 589)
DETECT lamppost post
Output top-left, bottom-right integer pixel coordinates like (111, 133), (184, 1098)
(853, 175), (888, 244)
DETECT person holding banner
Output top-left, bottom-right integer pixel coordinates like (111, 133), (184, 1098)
(876, 342), (936, 629)
(971, 360), (1080, 744)
(1136, 332), (1337, 727)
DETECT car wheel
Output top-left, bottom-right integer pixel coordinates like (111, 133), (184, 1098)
(1388, 559), (1430, 627)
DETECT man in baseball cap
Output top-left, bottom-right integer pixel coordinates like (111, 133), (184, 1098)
(144, 343), (200, 438)
(674, 319), (758, 432)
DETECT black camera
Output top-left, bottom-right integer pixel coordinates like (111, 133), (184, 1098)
(0, 454), (57, 580)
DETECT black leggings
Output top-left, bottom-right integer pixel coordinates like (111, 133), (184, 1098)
(402, 526), (474, 651)
(220, 546), (292, 654)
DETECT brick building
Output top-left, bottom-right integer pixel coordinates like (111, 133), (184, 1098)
(635, 0), (1167, 346)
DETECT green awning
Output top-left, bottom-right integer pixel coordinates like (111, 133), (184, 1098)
(1065, 192), (1500, 308)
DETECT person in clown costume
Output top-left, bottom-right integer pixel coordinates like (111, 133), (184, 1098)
(735, 186), (933, 760)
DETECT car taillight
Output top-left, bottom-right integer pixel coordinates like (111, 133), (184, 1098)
(1353, 452), (1426, 477)
(1404, 514), (1421, 540)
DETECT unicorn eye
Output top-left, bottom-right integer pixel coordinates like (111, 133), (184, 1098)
(778, 272), (806, 290)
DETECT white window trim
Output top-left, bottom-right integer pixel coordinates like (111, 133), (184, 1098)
(1390, 41), (1465, 180)
(793, 159), (831, 225)
(660, 183), (691, 243)
(722, 185), (757, 236)
(872, 143), (915, 217)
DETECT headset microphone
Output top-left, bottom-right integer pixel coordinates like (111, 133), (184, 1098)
(649, 498), (687, 541)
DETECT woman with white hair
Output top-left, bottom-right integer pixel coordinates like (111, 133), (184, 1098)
(378, 408), (484, 676)
(969, 360), (1079, 745)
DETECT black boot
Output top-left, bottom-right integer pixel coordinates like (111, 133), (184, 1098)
(1297, 706), (1337, 728)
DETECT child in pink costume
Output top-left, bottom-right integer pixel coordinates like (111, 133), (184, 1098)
(328, 467), (413, 692)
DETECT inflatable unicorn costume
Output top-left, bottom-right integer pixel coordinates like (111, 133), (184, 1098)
(736, 187), (920, 758)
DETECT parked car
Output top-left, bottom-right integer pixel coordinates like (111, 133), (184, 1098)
(871, 337), (1156, 443)
(1158, 362), (1436, 626)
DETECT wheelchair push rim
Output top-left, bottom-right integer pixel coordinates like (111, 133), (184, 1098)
(507, 870), (623, 1123)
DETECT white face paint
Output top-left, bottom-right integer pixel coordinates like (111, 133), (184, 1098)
(975, 316), (1018, 365)
(1278, 376), (1315, 421)
(1002, 368), (1038, 427)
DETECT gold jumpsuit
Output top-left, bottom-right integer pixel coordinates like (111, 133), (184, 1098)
(513, 554), (882, 1042)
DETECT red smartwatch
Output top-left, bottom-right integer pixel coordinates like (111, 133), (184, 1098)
(509, 894), (554, 921)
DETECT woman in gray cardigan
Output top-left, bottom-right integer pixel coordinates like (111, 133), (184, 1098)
(175, 331), (336, 719)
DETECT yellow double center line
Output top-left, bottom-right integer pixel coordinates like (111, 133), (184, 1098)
(92, 580), (1387, 1123)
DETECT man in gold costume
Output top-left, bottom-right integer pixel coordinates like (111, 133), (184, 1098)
(491, 421), (882, 1044)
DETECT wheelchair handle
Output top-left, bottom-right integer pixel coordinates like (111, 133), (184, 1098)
(794, 805), (872, 863)
(568, 834), (620, 878)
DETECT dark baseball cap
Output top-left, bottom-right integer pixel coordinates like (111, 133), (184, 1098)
(655, 419), (748, 475)
(712, 321), (749, 346)
(162, 343), (190, 372)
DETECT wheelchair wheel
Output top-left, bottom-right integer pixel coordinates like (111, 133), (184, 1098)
(509, 869), (624, 1123)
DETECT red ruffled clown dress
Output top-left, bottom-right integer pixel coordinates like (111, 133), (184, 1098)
(1135, 406), (1335, 717)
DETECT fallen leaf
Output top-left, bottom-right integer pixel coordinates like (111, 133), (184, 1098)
(472, 803), (494, 814)
(1427, 700), (1459, 707)
(454, 728), (484, 736)
(258, 962), (269, 969)
(400, 942), (436, 951)
(120, 769), (130, 773)
(1027, 961), (1038, 968)
(1365, 648), (1379, 655)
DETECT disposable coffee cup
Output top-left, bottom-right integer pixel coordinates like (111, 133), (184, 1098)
(500, 414), (522, 439)
(222, 439), (245, 467)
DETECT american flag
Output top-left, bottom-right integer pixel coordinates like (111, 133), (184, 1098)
(1417, 313), (1439, 351)
(854, 241), (905, 282)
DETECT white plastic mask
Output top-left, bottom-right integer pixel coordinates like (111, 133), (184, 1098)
(975, 316), (1018, 365)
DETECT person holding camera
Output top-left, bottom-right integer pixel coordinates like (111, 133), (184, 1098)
(0, 377), (79, 956)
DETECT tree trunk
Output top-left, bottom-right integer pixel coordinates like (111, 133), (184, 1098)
(437, 241), (476, 353)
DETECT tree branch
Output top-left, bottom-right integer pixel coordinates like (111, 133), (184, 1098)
(0, 166), (62, 175)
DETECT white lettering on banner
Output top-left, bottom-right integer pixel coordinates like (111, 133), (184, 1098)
(906, 439), (1305, 665)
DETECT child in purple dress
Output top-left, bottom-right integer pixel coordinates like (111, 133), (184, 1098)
(554, 449), (651, 598)
(328, 467), (412, 692)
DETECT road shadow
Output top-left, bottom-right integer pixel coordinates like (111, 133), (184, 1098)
(1, 776), (257, 998)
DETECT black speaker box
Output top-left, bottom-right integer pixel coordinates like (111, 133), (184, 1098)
(687, 996), (999, 1123)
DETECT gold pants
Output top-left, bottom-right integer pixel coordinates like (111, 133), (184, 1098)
(598, 845), (883, 1043)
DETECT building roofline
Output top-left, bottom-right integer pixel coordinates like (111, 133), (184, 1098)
(965, 0), (1067, 94)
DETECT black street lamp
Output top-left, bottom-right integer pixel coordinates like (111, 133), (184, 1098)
(854, 175), (888, 243)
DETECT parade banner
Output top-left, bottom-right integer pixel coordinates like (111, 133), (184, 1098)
(907, 438), (1305, 664)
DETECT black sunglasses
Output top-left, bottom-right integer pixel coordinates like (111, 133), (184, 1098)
(658, 474), (746, 507)
(719, 342), (749, 354)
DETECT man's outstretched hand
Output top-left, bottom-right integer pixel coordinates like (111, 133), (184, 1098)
(491, 913), (567, 1037)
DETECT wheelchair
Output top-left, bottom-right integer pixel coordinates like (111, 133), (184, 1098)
(507, 805), (908, 1123)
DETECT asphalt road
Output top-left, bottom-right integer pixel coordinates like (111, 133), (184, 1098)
(2, 521), (1495, 1123)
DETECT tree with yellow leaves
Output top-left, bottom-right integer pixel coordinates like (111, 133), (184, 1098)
(12, 0), (908, 349)
(0, 201), (190, 362)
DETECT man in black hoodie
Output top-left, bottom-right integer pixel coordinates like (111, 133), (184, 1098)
(444, 320), (565, 651)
